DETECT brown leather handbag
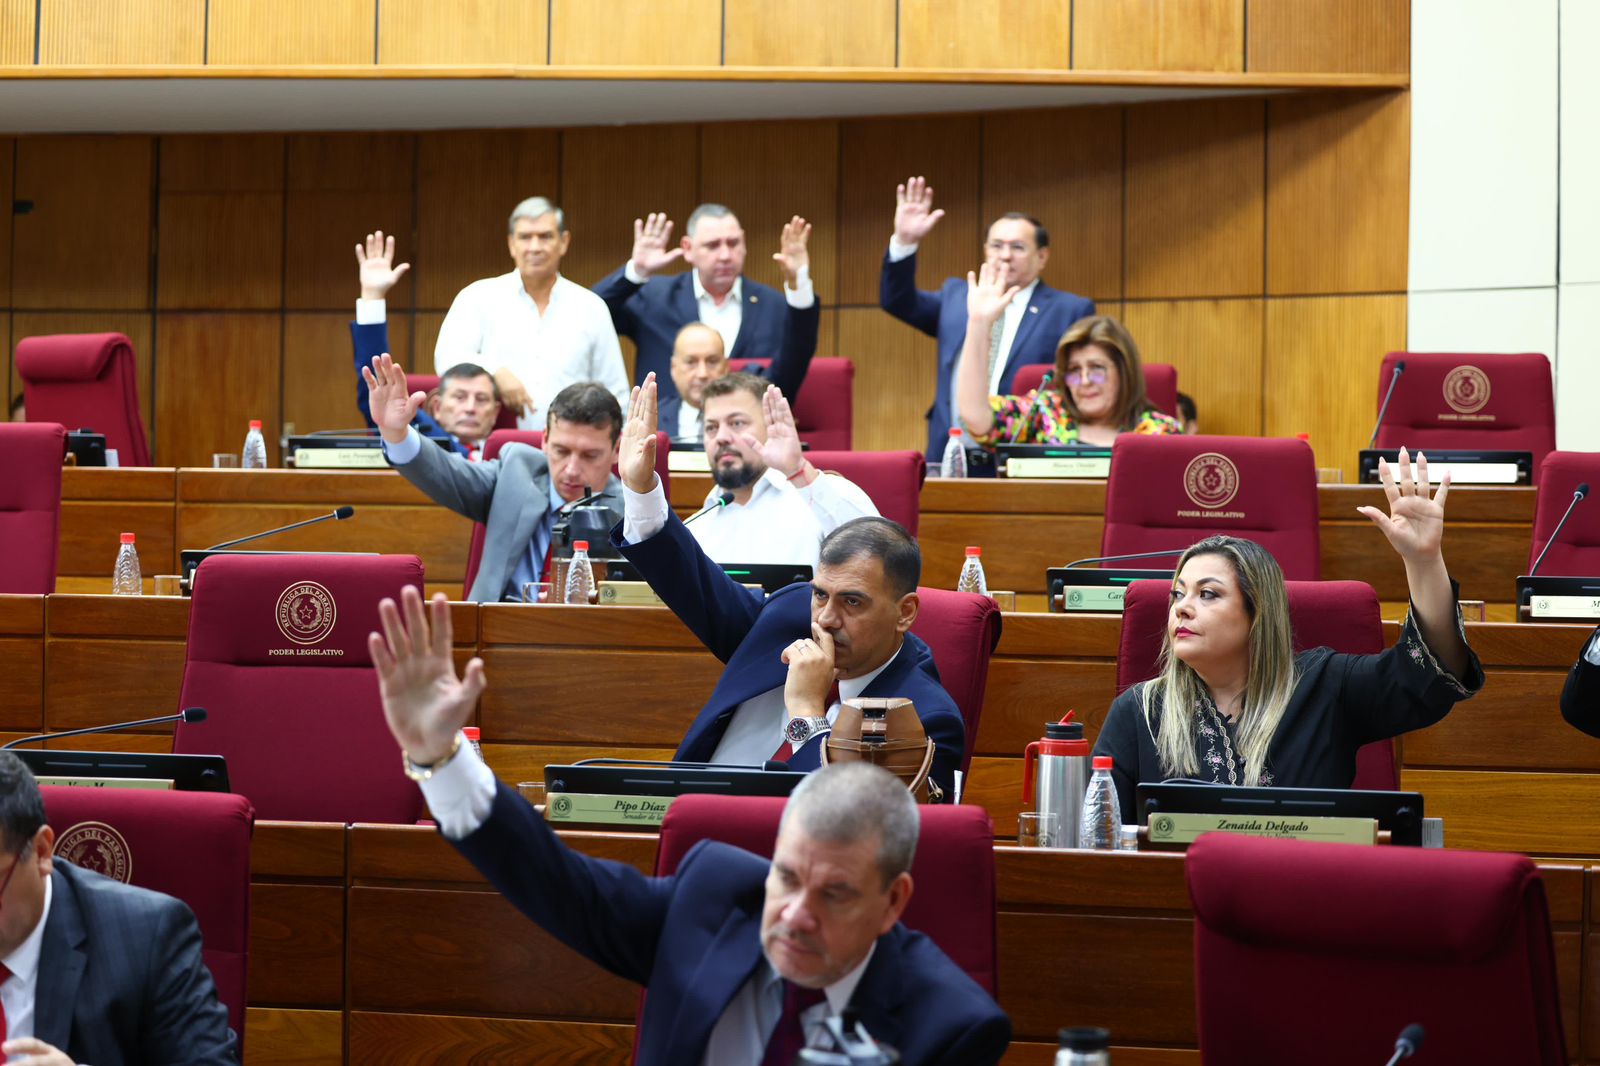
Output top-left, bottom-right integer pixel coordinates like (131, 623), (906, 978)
(820, 697), (943, 803)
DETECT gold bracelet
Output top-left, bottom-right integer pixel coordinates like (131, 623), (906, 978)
(402, 732), (464, 782)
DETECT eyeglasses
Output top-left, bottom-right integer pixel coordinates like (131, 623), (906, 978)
(1064, 368), (1111, 388)
(984, 240), (1033, 256)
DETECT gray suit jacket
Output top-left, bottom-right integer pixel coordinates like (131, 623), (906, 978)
(392, 436), (625, 602)
(37, 861), (236, 1064)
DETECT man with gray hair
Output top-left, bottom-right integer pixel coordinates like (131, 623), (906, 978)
(594, 205), (820, 406)
(433, 196), (629, 427)
(367, 585), (1010, 1064)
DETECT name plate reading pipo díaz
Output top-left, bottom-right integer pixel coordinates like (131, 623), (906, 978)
(1005, 456), (1111, 479)
(1530, 595), (1600, 620)
(1060, 585), (1127, 613)
(544, 792), (675, 827)
(1148, 812), (1377, 846)
(36, 776), (175, 791)
(292, 447), (390, 469)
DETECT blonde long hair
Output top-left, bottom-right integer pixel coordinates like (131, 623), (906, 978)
(1139, 536), (1298, 785)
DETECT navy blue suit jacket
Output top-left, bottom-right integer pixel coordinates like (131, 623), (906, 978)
(453, 782), (1010, 1065)
(878, 252), (1095, 459)
(593, 269), (820, 403)
(611, 513), (964, 799)
(351, 320), (469, 457)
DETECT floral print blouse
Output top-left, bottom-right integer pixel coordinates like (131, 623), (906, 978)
(971, 368), (1183, 447)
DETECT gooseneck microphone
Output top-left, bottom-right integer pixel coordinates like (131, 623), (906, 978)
(1529, 483), (1590, 576)
(1064, 548), (1188, 568)
(1368, 359), (1407, 448)
(556, 489), (603, 515)
(3, 708), (208, 750)
(684, 492), (735, 526)
(203, 506), (355, 551)
(1382, 1023), (1425, 1066)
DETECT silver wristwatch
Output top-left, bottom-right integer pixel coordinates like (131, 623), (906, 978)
(784, 715), (830, 747)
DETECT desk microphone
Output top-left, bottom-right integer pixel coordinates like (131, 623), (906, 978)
(1382, 1023), (1425, 1066)
(1064, 548), (1187, 568)
(3, 708), (208, 750)
(1529, 483), (1590, 576)
(684, 492), (735, 526)
(203, 506), (355, 551)
(1368, 359), (1407, 449)
(556, 489), (603, 515)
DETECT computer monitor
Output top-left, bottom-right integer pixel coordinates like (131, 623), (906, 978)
(1135, 781), (1426, 846)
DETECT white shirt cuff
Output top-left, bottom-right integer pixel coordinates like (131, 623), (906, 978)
(355, 299), (387, 325)
(621, 474), (670, 543)
(383, 425), (424, 465)
(783, 265), (815, 309)
(623, 261), (645, 285)
(887, 238), (919, 262)
(417, 733), (497, 840)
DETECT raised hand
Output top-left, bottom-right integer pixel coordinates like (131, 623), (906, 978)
(743, 384), (805, 480)
(360, 353), (427, 444)
(1357, 448), (1449, 563)
(966, 261), (1021, 326)
(781, 622), (837, 718)
(369, 587), (485, 765)
(894, 175), (945, 246)
(355, 230), (411, 300)
(494, 367), (533, 419)
(771, 215), (812, 286)
(631, 212), (686, 279)
(619, 373), (661, 494)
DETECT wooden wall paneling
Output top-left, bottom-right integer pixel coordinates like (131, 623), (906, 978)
(12, 136), (154, 310)
(243, 1009), (343, 1066)
(284, 133), (414, 311)
(899, 0), (1071, 70)
(350, 1013), (632, 1063)
(1124, 98), (1264, 299)
(157, 135), (284, 310)
(1266, 91), (1410, 295)
(549, 0), (721, 66)
(39, 0), (204, 64)
(558, 124), (700, 289)
(413, 130), (560, 313)
(723, 0), (895, 68)
(207, 0), (376, 65)
(0, 138), (12, 306)
(981, 106), (1124, 303)
(378, 0), (547, 66)
(1120, 298), (1264, 436)
(1246, 0), (1409, 75)
(0, 0), (33, 64)
(153, 313), (282, 468)
(283, 312), (412, 436)
(698, 120), (840, 300)
(1072, 0), (1244, 73)
(2, 313), (11, 416)
(1262, 295), (1406, 481)
(413, 313), (444, 373)
(59, 467), (178, 582)
(11, 313), (155, 443)
(836, 309), (939, 453)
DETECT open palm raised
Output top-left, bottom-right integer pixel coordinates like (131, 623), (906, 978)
(1356, 448), (1449, 562)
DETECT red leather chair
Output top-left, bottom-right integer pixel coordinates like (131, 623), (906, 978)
(805, 450), (926, 534)
(1103, 434), (1320, 580)
(172, 553), (428, 823)
(1187, 833), (1567, 1065)
(1013, 361), (1178, 418)
(406, 372), (519, 432)
(729, 357), (854, 451)
(1373, 351), (1556, 484)
(462, 429), (672, 598)
(16, 332), (151, 465)
(1527, 451), (1600, 575)
(0, 422), (67, 593)
(910, 588), (1002, 781)
(1118, 579), (1397, 790)
(655, 794), (999, 996)
(43, 786), (254, 1049)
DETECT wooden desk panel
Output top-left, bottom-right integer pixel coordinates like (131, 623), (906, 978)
(60, 468), (178, 579)
(0, 596), (45, 732)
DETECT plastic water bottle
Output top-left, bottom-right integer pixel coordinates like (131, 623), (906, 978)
(1079, 756), (1120, 851)
(957, 546), (988, 595)
(1056, 1027), (1112, 1065)
(241, 420), (268, 469)
(462, 727), (482, 760)
(112, 532), (141, 596)
(939, 427), (966, 478)
(563, 540), (595, 605)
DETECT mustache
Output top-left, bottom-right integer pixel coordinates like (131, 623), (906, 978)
(766, 924), (823, 955)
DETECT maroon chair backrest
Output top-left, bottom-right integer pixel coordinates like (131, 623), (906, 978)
(728, 357), (854, 451)
(804, 450), (926, 535)
(655, 794), (999, 996)
(1186, 834), (1567, 1064)
(172, 553), (427, 823)
(1012, 362), (1179, 418)
(1373, 351), (1556, 484)
(1118, 578), (1396, 789)
(15, 332), (151, 465)
(909, 587), (1002, 779)
(0, 422), (67, 593)
(42, 786), (254, 1047)
(407, 372), (519, 432)
(1103, 434), (1321, 580)
(463, 429), (671, 597)
(1527, 451), (1600, 575)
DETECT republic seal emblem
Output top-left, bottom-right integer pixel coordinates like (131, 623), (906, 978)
(1183, 453), (1240, 510)
(56, 821), (132, 883)
(276, 581), (337, 645)
(1442, 364), (1491, 415)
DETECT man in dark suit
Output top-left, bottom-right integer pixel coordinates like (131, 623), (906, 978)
(610, 374), (963, 800)
(879, 176), (1097, 459)
(0, 752), (236, 1065)
(594, 208), (820, 404)
(366, 595), (1010, 1065)
(1561, 624), (1600, 738)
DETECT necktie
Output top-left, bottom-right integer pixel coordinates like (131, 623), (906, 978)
(985, 316), (1005, 391)
(772, 683), (839, 763)
(760, 979), (827, 1066)
(0, 960), (12, 1045)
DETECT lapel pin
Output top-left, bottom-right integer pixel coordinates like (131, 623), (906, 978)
(750, 294), (759, 303)
(1029, 306), (1039, 314)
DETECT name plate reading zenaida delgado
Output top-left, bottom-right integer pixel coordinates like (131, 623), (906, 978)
(1148, 812), (1377, 846)
(543, 792), (674, 828)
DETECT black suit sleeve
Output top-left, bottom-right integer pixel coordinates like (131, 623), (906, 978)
(764, 300), (821, 400)
(593, 266), (644, 340)
(1561, 626), (1600, 739)
(142, 896), (239, 1064)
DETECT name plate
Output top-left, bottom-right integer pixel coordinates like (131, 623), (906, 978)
(667, 450), (711, 473)
(1530, 594), (1600, 620)
(37, 776), (175, 790)
(1422, 462), (1520, 485)
(1005, 456), (1111, 479)
(545, 792), (674, 827)
(1060, 585), (1127, 613)
(1148, 812), (1377, 845)
(292, 447), (389, 469)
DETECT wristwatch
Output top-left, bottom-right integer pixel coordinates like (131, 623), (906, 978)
(784, 715), (830, 748)
(402, 732), (464, 782)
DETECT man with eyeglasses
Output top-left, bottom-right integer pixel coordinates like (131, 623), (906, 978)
(0, 752), (236, 1064)
(879, 176), (1095, 460)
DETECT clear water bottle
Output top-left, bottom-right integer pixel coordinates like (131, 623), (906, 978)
(957, 545), (988, 595)
(241, 419), (268, 469)
(563, 540), (595, 605)
(1056, 1026), (1111, 1065)
(112, 532), (141, 596)
(1079, 755), (1120, 851)
(462, 727), (482, 760)
(939, 427), (966, 478)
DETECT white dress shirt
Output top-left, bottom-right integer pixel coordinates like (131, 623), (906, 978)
(620, 264), (817, 357)
(676, 400), (703, 443)
(433, 272), (630, 428)
(1, 873), (52, 1044)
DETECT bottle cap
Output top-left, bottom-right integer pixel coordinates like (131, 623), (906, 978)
(964, 546), (981, 557)
(119, 532), (136, 544)
(461, 727), (480, 742)
(1295, 432), (1309, 441)
(1092, 755), (1113, 770)
(572, 540), (589, 552)
(249, 420), (262, 430)
(1058, 1027), (1111, 1051)
(948, 427), (962, 437)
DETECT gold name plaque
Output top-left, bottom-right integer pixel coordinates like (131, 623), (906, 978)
(544, 792), (674, 828)
(1148, 812), (1377, 846)
(1004, 456), (1111, 479)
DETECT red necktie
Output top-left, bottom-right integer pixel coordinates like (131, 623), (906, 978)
(0, 960), (11, 1044)
(772, 683), (839, 762)
(760, 979), (827, 1066)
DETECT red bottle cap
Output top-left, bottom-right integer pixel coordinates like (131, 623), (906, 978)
(249, 420), (262, 430)
(1295, 433), (1309, 441)
(572, 540), (589, 552)
(964, 546), (981, 557)
(948, 427), (963, 437)
(462, 727), (480, 742)
(1092, 755), (1113, 770)
(119, 532), (136, 544)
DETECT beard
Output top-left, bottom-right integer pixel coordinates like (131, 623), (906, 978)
(712, 454), (761, 491)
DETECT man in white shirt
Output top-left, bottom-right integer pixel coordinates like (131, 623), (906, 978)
(663, 323), (726, 443)
(434, 197), (630, 427)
